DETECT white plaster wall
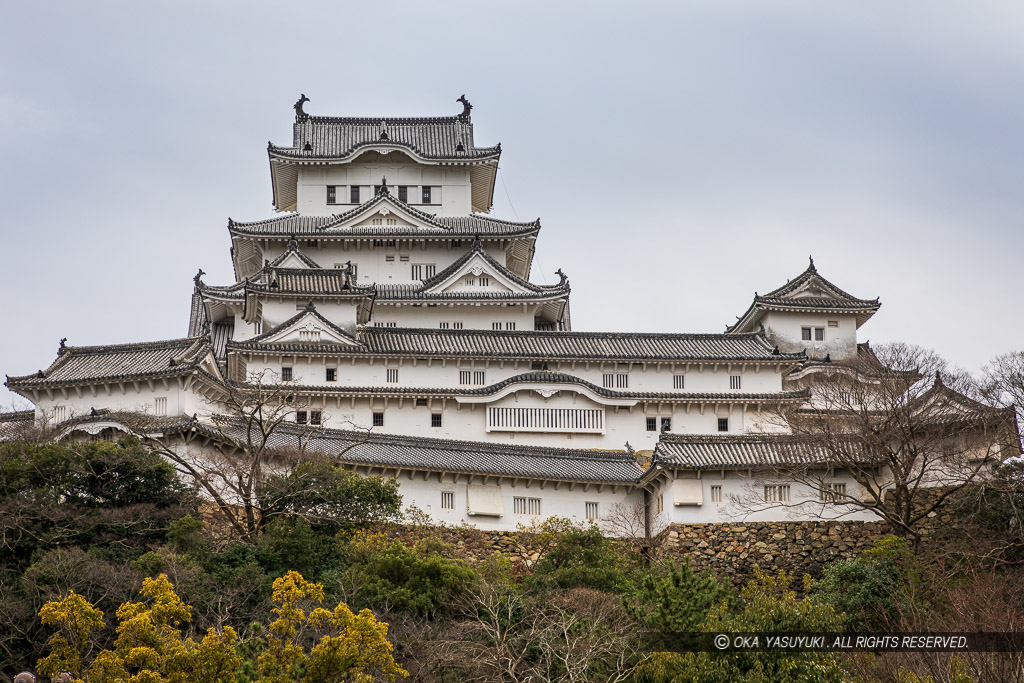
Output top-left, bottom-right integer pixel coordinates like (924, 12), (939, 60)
(376, 305), (539, 331)
(394, 473), (646, 533)
(28, 379), (204, 426)
(762, 312), (859, 361)
(297, 165), (471, 217)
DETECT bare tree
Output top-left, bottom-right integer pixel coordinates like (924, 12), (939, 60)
(748, 343), (1016, 547)
(127, 370), (391, 540)
(601, 500), (669, 560)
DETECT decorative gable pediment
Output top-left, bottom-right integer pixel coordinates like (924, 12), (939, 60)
(261, 310), (359, 346)
(351, 205), (416, 229)
(275, 251), (320, 270)
(426, 253), (519, 295)
(329, 195), (435, 232)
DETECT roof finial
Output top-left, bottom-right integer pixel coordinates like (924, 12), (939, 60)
(455, 139), (465, 152)
(555, 268), (568, 286)
(934, 369), (944, 386)
(59, 338), (68, 353)
(288, 234), (298, 250)
(303, 141), (313, 152)
(457, 94), (472, 118)
(305, 300), (316, 312)
(193, 268), (205, 286)
(294, 94), (309, 121)
(379, 121), (389, 141)
(376, 177), (389, 196)
(808, 255), (816, 272)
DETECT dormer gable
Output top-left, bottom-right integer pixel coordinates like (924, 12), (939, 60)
(252, 304), (360, 346)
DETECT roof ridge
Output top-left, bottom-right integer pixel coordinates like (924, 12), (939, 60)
(56, 336), (207, 355)
(363, 326), (773, 340)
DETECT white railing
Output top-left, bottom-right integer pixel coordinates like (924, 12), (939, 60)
(487, 407), (605, 433)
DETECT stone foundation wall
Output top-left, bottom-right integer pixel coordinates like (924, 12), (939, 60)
(660, 521), (891, 579)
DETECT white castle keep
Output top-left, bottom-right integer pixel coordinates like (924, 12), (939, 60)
(5, 96), (931, 531)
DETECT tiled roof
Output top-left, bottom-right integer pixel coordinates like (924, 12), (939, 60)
(244, 304), (359, 345)
(268, 239), (322, 269)
(727, 258), (880, 333)
(270, 371), (809, 403)
(228, 193), (540, 238)
(654, 434), (845, 469)
(200, 417), (643, 483)
(0, 410), (34, 442)
(251, 269), (376, 297)
(270, 106), (499, 162)
(5, 338), (212, 389)
(229, 327), (805, 363)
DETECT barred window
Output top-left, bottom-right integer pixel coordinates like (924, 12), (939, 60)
(661, 417), (672, 432)
(281, 367), (293, 382)
(310, 411), (322, 426)
(474, 370), (485, 385)
(53, 405), (67, 423)
(673, 374), (685, 390)
(815, 328), (825, 341)
(605, 373), (628, 388)
(326, 368), (337, 382)
(398, 186), (408, 202)
(441, 491), (454, 509)
(464, 276), (476, 286)
(479, 276), (490, 286)
(493, 322), (502, 330)
(386, 368), (399, 383)
(656, 494), (664, 514)
(763, 484), (791, 502)
(802, 327), (812, 341)
(506, 322), (516, 331)
(411, 264), (436, 279)
(828, 320), (839, 328)
(717, 417), (729, 432)
(372, 412), (384, 427)
(710, 485), (723, 503)
(820, 482), (847, 503)
(154, 397), (167, 416)
(350, 186), (360, 203)
(326, 185), (336, 204)
(440, 322), (450, 329)
(295, 411), (307, 425)
(422, 186), (432, 203)
(585, 501), (599, 520)
(459, 370), (472, 384)
(730, 375), (742, 390)
(431, 413), (443, 428)
(514, 497), (541, 515)
(646, 417), (657, 432)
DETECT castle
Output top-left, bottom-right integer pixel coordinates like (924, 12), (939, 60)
(7, 96), (974, 532)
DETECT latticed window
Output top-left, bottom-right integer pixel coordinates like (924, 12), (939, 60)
(372, 412), (384, 427)
(493, 322), (502, 330)
(464, 276), (476, 286)
(646, 417), (657, 432)
(431, 413), (443, 428)
(440, 322), (450, 329)
(802, 327), (812, 341)
(730, 375), (742, 390)
(506, 322), (516, 330)
(480, 276), (490, 286)
(53, 405), (67, 423)
(673, 374), (685, 390)
(386, 368), (399, 383)
(326, 185), (336, 204)
(411, 264), (436, 279)
(326, 368), (336, 382)
(514, 497), (541, 515)
(717, 417), (729, 432)
(815, 328), (825, 341)
(710, 485), (723, 503)
(281, 367), (293, 382)
(350, 186), (360, 203)
(763, 484), (791, 502)
(422, 186), (432, 203)
(310, 411), (322, 426)
(295, 411), (308, 425)
(820, 482), (847, 503)
(441, 491), (454, 509)
(154, 397), (167, 416)
(585, 502), (599, 520)
(398, 186), (408, 202)
(473, 371), (485, 385)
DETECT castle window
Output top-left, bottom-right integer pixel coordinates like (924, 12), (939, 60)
(802, 327), (812, 341)
(416, 398), (428, 407)
(710, 485), (723, 503)
(411, 264), (436, 279)
(673, 374), (685, 390)
(372, 412), (384, 427)
(828, 320), (839, 328)
(820, 482), (847, 503)
(815, 328), (825, 341)
(326, 368), (336, 382)
(422, 186), (433, 204)
(154, 397), (167, 416)
(385, 254), (395, 262)
(350, 186), (360, 203)
(493, 322), (502, 330)
(506, 322), (516, 331)
(295, 411), (307, 425)
(763, 484), (791, 502)
(386, 368), (399, 383)
(440, 322), (450, 329)
(375, 321), (397, 328)
(310, 411), (322, 426)
(327, 185), (337, 204)
(281, 367), (293, 382)
(730, 375), (742, 390)
(398, 186), (408, 202)
(473, 371), (485, 385)
(431, 413), (443, 428)
(585, 501), (599, 520)
(717, 417), (729, 432)
(465, 276), (476, 286)
(656, 494), (664, 514)
(53, 405), (67, 423)
(399, 254), (409, 261)
(514, 497), (541, 515)
(479, 276), (490, 287)
(661, 417), (672, 432)
(441, 491), (454, 509)
(646, 417), (657, 432)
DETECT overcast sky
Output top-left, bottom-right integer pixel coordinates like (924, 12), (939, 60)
(2, 1), (1023, 408)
